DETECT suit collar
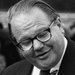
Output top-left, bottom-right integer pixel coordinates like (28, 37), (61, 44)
(58, 37), (75, 75)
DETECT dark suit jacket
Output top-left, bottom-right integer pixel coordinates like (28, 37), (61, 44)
(1, 37), (75, 75)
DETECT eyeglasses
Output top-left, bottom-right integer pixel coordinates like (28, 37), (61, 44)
(17, 27), (52, 51)
(12, 21), (54, 51)
(8, 17), (61, 51)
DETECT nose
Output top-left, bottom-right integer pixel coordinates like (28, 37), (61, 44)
(33, 39), (44, 50)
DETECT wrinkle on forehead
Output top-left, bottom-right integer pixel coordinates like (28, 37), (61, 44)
(22, 18), (49, 32)
(11, 7), (50, 26)
(11, 7), (50, 41)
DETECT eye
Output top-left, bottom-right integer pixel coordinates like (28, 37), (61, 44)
(20, 39), (32, 46)
(37, 31), (48, 38)
(37, 31), (50, 42)
(20, 39), (32, 51)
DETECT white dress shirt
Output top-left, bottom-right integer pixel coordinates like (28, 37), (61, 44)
(31, 37), (68, 75)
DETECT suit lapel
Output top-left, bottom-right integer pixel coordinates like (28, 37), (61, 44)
(58, 37), (75, 75)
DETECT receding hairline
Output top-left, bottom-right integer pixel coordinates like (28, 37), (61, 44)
(8, 0), (59, 22)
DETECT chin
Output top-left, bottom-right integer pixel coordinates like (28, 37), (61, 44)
(35, 63), (53, 70)
(36, 59), (60, 70)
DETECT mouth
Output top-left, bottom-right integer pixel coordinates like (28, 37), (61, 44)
(36, 47), (52, 59)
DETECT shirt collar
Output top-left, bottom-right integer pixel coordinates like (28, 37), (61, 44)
(31, 66), (40, 75)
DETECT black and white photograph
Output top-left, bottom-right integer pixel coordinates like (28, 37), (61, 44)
(0, 0), (75, 75)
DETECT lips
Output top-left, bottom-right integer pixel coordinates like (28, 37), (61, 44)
(36, 47), (52, 59)
(36, 51), (48, 57)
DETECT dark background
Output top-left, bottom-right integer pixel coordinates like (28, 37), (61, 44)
(0, 0), (75, 12)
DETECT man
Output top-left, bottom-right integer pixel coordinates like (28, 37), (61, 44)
(1, 0), (75, 75)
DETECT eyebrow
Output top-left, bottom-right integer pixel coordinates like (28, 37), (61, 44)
(35, 26), (48, 33)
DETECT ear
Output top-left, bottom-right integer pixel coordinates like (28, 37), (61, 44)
(60, 25), (65, 35)
(55, 17), (65, 35)
(58, 20), (65, 35)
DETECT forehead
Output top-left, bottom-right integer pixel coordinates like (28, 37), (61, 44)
(11, 7), (50, 41)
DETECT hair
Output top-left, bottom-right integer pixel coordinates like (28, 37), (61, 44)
(7, 0), (60, 23)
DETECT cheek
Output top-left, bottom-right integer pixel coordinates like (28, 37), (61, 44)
(46, 34), (64, 56)
(53, 42), (63, 56)
(19, 47), (34, 58)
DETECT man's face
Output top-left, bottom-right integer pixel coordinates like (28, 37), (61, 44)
(10, 7), (65, 70)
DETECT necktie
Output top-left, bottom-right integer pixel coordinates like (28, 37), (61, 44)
(40, 70), (58, 75)
(50, 70), (58, 75)
(40, 70), (50, 75)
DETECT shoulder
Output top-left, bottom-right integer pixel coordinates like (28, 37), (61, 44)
(67, 37), (75, 49)
(1, 59), (31, 75)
